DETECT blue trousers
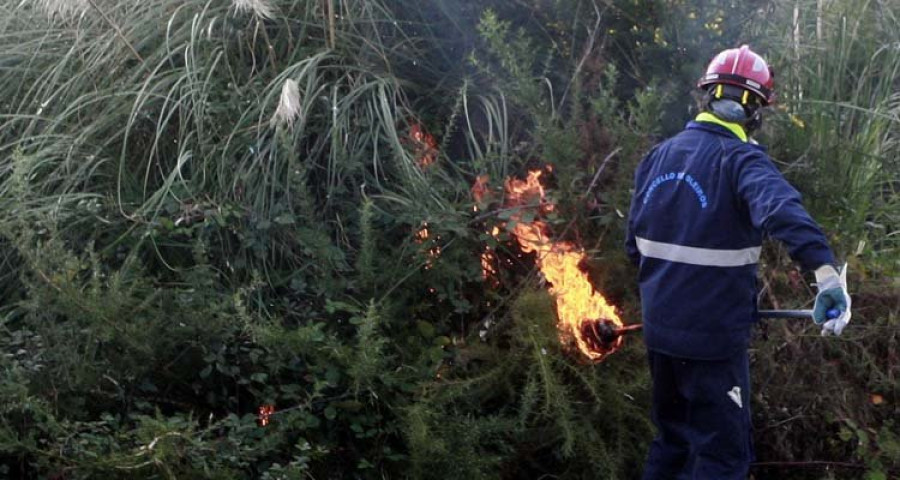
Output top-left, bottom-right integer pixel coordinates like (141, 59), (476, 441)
(641, 350), (754, 480)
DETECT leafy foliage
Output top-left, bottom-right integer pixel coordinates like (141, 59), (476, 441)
(0, 0), (898, 479)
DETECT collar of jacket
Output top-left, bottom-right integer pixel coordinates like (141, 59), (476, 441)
(692, 112), (748, 142)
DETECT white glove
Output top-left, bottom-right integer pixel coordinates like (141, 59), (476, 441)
(814, 263), (851, 336)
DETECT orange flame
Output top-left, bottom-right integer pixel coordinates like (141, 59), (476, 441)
(503, 170), (623, 362)
(472, 174), (491, 205)
(415, 223), (441, 268)
(481, 250), (498, 281)
(258, 405), (275, 426)
(474, 176), (500, 281)
(409, 123), (438, 168)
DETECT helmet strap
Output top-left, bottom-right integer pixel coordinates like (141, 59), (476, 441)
(744, 108), (763, 132)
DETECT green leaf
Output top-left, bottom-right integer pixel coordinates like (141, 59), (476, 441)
(858, 429), (870, 446)
(326, 367), (341, 385)
(159, 217), (175, 230)
(839, 427), (854, 442)
(325, 300), (360, 314)
(416, 320), (435, 338)
(324, 406), (337, 420)
(864, 471), (886, 480)
(878, 430), (900, 461)
(274, 214), (295, 225)
(304, 414), (321, 429)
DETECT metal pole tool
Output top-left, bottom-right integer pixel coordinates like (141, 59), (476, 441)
(758, 308), (840, 319)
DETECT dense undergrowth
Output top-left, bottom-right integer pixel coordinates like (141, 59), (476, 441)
(0, 0), (897, 479)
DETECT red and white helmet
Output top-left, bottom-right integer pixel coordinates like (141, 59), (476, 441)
(697, 45), (775, 106)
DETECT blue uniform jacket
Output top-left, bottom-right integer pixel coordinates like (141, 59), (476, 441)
(625, 120), (835, 360)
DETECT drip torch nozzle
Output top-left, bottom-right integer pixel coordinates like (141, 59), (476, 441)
(581, 318), (643, 352)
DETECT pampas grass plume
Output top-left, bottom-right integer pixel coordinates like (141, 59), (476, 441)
(272, 79), (302, 129)
(233, 0), (275, 19)
(31, 0), (89, 19)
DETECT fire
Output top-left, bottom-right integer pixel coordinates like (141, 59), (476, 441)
(472, 174), (491, 205)
(258, 404), (275, 426)
(409, 123), (438, 168)
(474, 176), (501, 282)
(481, 250), (498, 281)
(415, 222), (441, 269)
(415, 225), (431, 243)
(502, 170), (624, 362)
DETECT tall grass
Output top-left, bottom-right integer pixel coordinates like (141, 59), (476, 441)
(3, 0), (895, 478)
(761, 0), (900, 270)
(0, 1), (488, 477)
(0, 0), (667, 477)
(0, 0), (472, 293)
(747, 3), (900, 477)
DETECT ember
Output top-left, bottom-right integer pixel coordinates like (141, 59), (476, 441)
(415, 222), (442, 268)
(475, 178), (500, 283)
(481, 249), (498, 281)
(258, 404), (275, 426)
(471, 174), (491, 206)
(409, 123), (438, 168)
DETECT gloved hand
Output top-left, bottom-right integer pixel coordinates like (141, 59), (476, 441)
(813, 263), (851, 336)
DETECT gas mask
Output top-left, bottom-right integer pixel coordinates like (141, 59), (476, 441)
(708, 98), (763, 132)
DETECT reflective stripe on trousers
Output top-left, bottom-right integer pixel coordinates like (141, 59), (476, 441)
(636, 237), (761, 267)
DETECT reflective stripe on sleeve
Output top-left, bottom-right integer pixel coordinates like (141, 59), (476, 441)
(636, 237), (761, 267)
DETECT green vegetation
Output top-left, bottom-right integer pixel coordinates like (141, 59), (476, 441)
(0, 0), (897, 478)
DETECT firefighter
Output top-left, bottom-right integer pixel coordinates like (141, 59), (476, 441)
(624, 45), (851, 479)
